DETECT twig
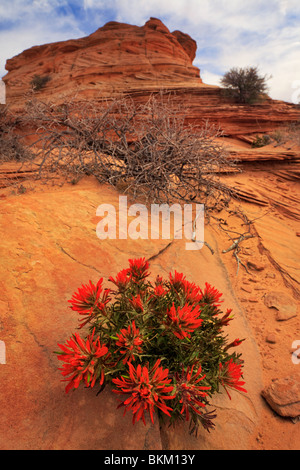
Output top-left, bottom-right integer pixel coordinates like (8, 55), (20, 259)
(222, 233), (253, 253)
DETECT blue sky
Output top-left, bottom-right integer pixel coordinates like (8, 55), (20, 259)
(0, 0), (300, 102)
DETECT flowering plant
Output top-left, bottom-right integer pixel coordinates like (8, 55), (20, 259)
(56, 258), (247, 434)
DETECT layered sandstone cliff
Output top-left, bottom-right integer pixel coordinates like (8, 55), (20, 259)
(3, 17), (202, 105)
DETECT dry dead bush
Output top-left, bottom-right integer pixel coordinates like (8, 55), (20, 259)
(270, 121), (300, 147)
(0, 105), (32, 162)
(22, 93), (237, 210)
(286, 121), (300, 146)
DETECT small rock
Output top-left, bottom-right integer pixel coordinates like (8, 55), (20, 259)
(262, 374), (300, 418)
(241, 286), (252, 293)
(266, 334), (276, 344)
(264, 291), (297, 321)
(296, 232), (300, 237)
(276, 310), (297, 322)
(266, 273), (276, 279)
(247, 259), (265, 271)
(248, 297), (259, 303)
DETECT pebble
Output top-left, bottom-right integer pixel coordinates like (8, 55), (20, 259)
(241, 286), (252, 293)
(266, 334), (276, 344)
(247, 260), (265, 271)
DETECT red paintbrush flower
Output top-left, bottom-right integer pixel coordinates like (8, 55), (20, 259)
(174, 364), (211, 421)
(153, 284), (167, 297)
(165, 302), (203, 339)
(109, 269), (131, 289)
(218, 308), (234, 327)
(68, 279), (111, 327)
(155, 275), (163, 286)
(169, 271), (186, 291)
(129, 294), (144, 312)
(128, 257), (150, 282)
(57, 328), (110, 393)
(224, 338), (245, 352)
(182, 279), (203, 304)
(219, 359), (247, 400)
(112, 359), (175, 425)
(200, 282), (223, 307)
(109, 268), (131, 291)
(116, 321), (143, 364)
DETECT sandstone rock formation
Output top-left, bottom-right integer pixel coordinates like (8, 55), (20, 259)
(3, 18), (300, 143)
(3, 18), (201, 106)
(1, 17), (300, 450)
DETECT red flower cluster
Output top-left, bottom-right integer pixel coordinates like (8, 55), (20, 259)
(116, 321), (143, 364)
(169, 272), (222, 307)
(219, 359), (247, 399)
(112, 359), (175, 425)
(166, 302), (203, 339)
(58, 259), (247, 432)
(57, 329), (110, 393)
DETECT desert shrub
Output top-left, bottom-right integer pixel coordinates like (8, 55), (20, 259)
(30, 74), (51, 91)
(286, 121), (300, 146)
(270, 129), (286, 145)
(22, 93), (237, 210)
(251, 134), (271, 148)
(268, 122), (300, 147)
(220, 66), (270, 104)
(56, 258), (247, 434)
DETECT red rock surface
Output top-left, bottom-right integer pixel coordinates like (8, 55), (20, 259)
(0, 179), (264, 450)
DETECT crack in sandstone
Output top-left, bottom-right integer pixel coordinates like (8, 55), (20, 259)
(146, 240), (174, 263)
(56, 243), (102, 275)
